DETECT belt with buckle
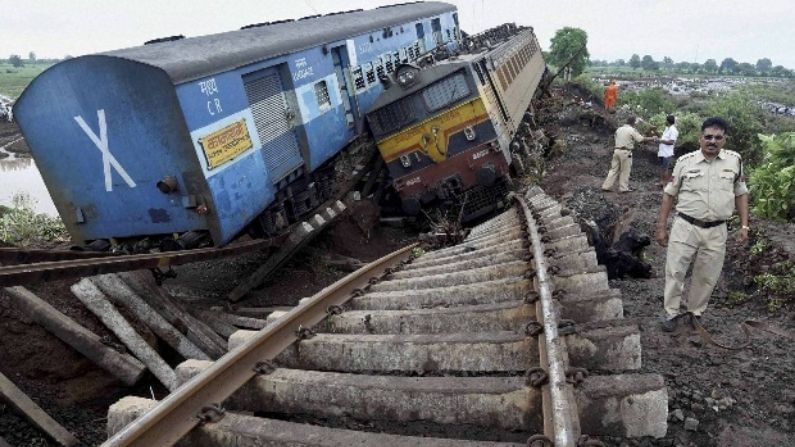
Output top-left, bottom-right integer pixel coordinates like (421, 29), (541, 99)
(678, 213), (725, 228)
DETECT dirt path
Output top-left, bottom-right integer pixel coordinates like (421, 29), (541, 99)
(538, 92), (794, 447)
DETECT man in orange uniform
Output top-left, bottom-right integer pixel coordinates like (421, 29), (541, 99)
(604, 80), (618, 112)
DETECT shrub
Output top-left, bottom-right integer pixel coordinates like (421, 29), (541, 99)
(749, 132), (795, 220)
(753, 261), (795, 312)
(0, 193), (69, 246)
(618, 87), (676, 118)
(705, 92), (765, 164)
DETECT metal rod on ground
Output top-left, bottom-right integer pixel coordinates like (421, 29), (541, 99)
(91, 274), (211, 361)
(228, 219), (321, 302)
(0, 371), (80, 447)
(70, 279), (178, 391)
(517, 197), (578, 447)
(117, 271), (227, 359)
(2, 286), (145, 386)
(102, 243), (417, 447)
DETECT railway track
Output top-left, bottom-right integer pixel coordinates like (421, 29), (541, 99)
(104, 186), (669, 446)
(0, 201), (347, 295)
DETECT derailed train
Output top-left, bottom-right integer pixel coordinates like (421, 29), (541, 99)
(367, 24), (545, 220)
(15, 2), (544, 250)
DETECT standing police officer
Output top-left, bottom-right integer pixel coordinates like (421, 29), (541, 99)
(655, 117), (749, 331)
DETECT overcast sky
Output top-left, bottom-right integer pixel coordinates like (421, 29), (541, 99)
(3, 0), (793, 68)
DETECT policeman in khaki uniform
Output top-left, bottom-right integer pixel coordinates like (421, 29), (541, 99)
(655, 117), (749, 331)
(602, 116), (657, 193)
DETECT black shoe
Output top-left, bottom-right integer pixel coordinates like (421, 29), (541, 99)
(661, 317), (678, 332)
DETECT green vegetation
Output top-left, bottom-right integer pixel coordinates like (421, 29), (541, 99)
(0, 62), (51, 99)
(618, 87), (675, 117)
(0, 193), (68, 246)
(754, 262), (795, 312)
(588, 54), (793, 78)
(547, 27), (589, 77)
(727, 290), (749, 306)
(749, 132), (795, 220)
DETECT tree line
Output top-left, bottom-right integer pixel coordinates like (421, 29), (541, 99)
(590, 54), (793, 78)
(4, 52), (70, 68)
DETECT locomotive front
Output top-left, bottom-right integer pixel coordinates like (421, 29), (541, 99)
(367, 62), (510, 221)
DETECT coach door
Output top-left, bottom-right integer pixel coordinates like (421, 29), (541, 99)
(243, 67), (304, 185)
(330, 45), (356, 127)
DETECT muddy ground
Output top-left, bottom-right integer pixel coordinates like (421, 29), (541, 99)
(1, 87), (794, 446)
(537, 87), (795, 446)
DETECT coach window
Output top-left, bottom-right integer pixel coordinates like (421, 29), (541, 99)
(431, 18), (442, 45)
(314, 80), (331, 110)
(415, 23), (424, 39)
(352, 66), (366, 91)
(364, 62), (376, 85)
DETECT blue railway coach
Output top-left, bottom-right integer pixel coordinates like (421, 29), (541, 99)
(15, 2), (460, 247)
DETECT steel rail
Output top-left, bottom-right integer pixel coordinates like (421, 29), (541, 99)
(0, 237), (284, 287)
(0, 247), (113, 265)
(516, 196), (577, 447)
(102, 242), (418, 447)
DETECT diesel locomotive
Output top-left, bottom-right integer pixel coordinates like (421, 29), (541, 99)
(15, 2), (462, 249)
(366, 24), (546, 221)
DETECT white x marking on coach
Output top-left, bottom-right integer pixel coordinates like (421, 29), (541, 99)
(74, 109), (137, 192)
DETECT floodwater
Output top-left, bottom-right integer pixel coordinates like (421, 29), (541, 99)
(0, 147), (58, 216)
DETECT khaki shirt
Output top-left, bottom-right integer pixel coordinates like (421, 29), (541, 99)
(664, 149), (749, 221)
(615, 124), (645, 150)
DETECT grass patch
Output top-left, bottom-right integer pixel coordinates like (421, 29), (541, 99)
(0, 193), (68, 246)
(0, 63), (52, 99)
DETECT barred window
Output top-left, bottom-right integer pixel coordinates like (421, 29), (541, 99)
(314, 80), (331, 109)
(385, 54), (395, 73)
(375, 60), (386, 80)
(364, 63), (376, 85)
(422, 72), (469, 111)
(352, 67), (366, 91)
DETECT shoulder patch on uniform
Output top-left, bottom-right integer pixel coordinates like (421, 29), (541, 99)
(723, 149), (742, 159)
(677, 152), (696, 161)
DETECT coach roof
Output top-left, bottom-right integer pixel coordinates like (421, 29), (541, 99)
(101, 2), (456, 84)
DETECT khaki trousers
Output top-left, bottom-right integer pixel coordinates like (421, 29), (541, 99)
(663, 217), (727, 317)
(602, 149), (633, 191)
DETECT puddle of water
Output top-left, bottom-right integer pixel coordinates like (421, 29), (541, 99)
(0, 149), (59, 216)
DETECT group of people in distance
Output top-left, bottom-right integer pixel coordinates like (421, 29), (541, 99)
(599, 80), (749, 332)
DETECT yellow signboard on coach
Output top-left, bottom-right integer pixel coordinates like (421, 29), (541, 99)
(199, 119), (254, 170)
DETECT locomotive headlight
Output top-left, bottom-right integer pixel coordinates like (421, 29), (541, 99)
(464, 126), (477, 141)
(400, 154), (412, 168)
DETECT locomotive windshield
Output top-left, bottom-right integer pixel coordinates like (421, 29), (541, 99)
(370, 69), (473, 139)
(421, 72), (470, 111)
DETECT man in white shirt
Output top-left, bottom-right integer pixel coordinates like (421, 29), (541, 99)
(658, 114), (678, 186)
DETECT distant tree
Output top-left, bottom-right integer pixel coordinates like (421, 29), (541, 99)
(63, 55), (74, 60)
(703, 59), (718, 73)
(662, 56), (674, 69)
(548, 27), (590, 77)
(755, 57), (772, 73)
(736, 62), (756, 76)
(28, 51), (36, 62)
(719, 57), (737, 74)
(629, 54), (641, 69)
(771, 65), (789, 77)
(689, 62), (701, 73)
(8, 54), (23, 67)
(675, 61), (691, 72)
(641, 55), (656, 71)
(613, 59), (625, 66)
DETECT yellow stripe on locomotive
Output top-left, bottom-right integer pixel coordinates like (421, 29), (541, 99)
(377, 98), (490, 164)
